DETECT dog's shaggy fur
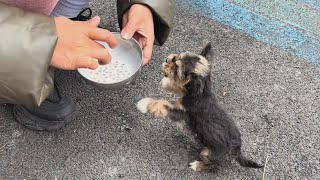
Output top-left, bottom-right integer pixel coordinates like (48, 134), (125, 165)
(137, 42), (263, 172)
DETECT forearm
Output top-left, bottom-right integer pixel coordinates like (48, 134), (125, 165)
(0, 3), (57, 106)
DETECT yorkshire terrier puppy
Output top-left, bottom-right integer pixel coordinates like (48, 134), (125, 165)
(137, 42), (263, 172)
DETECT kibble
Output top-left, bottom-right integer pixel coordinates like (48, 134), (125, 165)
(83, 60), (132, 84)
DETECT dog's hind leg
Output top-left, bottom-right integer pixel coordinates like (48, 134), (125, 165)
(200, 147), (211, 164)
(189, 147), (211, 172)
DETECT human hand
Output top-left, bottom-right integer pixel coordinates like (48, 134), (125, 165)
(51, 16), (118, 70)
(121, 4), (154, 65)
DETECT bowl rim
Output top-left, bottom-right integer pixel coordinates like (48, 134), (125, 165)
(77, 32), (143, 87)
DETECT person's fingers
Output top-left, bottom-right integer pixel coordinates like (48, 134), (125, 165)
(121, 19), (139, 40)
(74, 56), (99, 69)
(87, 28), (118, 48)
(88, 48), (112, 64)
(88, 40), (106, 50)
(87, 16), (101, 27)
(142, 39), (154, 65)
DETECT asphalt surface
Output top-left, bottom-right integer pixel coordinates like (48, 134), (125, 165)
(0, 0), (319, 180)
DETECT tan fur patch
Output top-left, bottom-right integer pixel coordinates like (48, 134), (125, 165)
(178, 52), (189, 59)
(147, 99), (174, 118)
(193, 56), (210, 77)
(163, 62), (174, 76)
(175, 60), (182, 67)
(161, 77), (186, 96)
(162, 59), (176, 78)
(175, 99), (185, 111)
(167, 54), (178, 62)
(200, 148), (210, 159)
(199, 56), (209, 66)
(200, 147), (211, 165)
(175, 121), (186, 131)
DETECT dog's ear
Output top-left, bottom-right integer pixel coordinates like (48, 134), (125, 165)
(200, 42), (212, 59)
(185, 73), (205, 94)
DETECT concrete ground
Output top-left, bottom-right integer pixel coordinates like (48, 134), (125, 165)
(0, 0), (319, 179)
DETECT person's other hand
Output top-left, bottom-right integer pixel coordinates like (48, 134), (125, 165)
(51, 16), (117, 70)
(121, 4), (154, 65)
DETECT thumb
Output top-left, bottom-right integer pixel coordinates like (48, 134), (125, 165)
(87, 16), (101, 27)
(121, 20), (138, 40)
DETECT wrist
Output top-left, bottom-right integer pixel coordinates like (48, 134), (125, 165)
(131, 4), (153, 18)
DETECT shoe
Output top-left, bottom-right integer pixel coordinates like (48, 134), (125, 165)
(70, 7), (103, 28)
(70, 7), (93, 21)
(12, 83), (79, 131)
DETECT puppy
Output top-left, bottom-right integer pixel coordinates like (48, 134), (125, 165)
(137, 42), (263, 171)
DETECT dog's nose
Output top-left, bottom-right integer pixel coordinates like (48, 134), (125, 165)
(165, 58), (169, 63)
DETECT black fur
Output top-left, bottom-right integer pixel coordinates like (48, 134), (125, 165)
(168, 43), (263, 169)
(200, 42), (212, 58)
(139, 42), (263, 171)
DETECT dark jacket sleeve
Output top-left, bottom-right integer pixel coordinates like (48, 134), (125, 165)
(0, 3), (57, 107)
(117, 0), (175, 46)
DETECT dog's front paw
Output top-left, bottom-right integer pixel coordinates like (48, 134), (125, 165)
(137, 98), (174, 118)
(137, 98), (153, 114)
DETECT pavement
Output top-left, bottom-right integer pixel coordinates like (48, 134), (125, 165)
(0, 0), (319, 180)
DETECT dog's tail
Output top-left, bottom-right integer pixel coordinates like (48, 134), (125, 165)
(234, 146), (264, 169)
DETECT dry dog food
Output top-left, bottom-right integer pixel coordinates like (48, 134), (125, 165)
(82, 60), (133, 84)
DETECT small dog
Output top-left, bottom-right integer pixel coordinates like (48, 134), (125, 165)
(137, 42), (263, 172)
